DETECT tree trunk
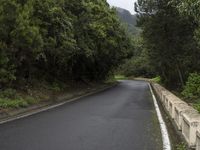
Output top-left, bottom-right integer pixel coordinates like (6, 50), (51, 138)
(176, 64), (184, 87)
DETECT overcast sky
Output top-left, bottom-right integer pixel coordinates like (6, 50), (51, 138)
(107, 0), (137, 14)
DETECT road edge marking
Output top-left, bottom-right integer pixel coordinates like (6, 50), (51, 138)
(148, 83), (171, 150)
(0, 83), (117, 125)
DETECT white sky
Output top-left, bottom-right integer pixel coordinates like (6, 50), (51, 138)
(107, 0), (137, 14)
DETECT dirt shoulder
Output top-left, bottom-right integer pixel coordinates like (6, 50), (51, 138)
(0, 81), (118, 123)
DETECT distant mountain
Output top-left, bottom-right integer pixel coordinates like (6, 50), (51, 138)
(115, 7), (140, 35)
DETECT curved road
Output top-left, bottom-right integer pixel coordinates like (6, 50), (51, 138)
(0, 80), (162, 150)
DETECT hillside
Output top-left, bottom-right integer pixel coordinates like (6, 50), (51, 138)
(0, 1), (134, 109)
(116, 7), (140, 35)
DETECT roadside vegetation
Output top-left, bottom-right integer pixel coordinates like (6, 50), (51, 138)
(0, 0), (134, 109)
(114, 75), (127, 80)
(0, 80), (117, 109)
(117, 0), (200, 112)
(1, 0), (200, 112)
(0, 82), (63, 109)
(175, 142), (187, 150)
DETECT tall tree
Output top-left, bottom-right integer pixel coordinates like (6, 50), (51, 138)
(0, 0), (134, 87)
(136, 0), (199, 88)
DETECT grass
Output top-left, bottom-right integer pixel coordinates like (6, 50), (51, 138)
(0, 88), (40, 109)
(0, 78), (120, 109)
(48, 82), (64, 92)
(0, 80), (111, 109)
(0, 98), (28, 108)
(175, 142), (187, 150)
(114, 75), (127, 80)
(0, 80), (68, 109)
(0, 97), (40, 109)
(151, 76), (161, 83)
(193, 103), (200, 113)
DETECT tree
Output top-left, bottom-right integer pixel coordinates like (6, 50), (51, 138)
(0, 0), (134, 88)
(63, 0), (133, 81)
(136, 0), (200, 88)
(119, 37), (155, 77)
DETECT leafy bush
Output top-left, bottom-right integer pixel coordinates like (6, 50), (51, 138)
(0, 89), (17, 99)
(193, 103), (200, 113)
(50, 82), (62, 92)
(114, 75), (126, 80)
(0, 43), (16, 85)
(0, 89), (38, 108)
(182, 73), (200, 100)
(175, 142), (187, 150)
(0, 98), (28, 108)
(26, 96), (38, 105)
(152, 76), (161, 83)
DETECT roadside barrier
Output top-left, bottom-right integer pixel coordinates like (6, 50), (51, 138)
(196, 129), (200, 150)
(151, 83), (200, 149)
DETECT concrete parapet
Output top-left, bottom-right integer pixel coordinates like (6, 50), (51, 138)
(168, 97), (187, 119)
(174, 104), (195, 130)
(182, 110), (200, 147)
(151, 83), (200, 148)
(196, 128), (200, 150)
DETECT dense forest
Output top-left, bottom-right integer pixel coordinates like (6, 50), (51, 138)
(0, 0), (136, 108)
(125, 0), (200, 102)
(135, 0), (200, 88)
(0, 0), (134, 89)
(2, 0), (200, 108)
(118, 0), (200, 104)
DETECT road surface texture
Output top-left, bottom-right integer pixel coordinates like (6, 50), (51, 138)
(0, 80), (162, 150)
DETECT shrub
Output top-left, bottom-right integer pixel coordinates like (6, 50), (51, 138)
(50, 82), (62, 92)
(0, 88), (40, 108)
(114, 75), (126, 80)
(0, 98), (28, 108)
(152, 76), (161, 83)
(175, 142), (187, 150)
(182, 73), (200, 100)
(193, 103), (200, 113)
(0, 88), (17, 99)
(26, 96), (38, 105)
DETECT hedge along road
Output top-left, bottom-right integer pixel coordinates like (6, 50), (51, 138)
(0, 80), (164, 150)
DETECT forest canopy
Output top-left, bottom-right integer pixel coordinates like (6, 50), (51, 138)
(0, 0), (134, 88)
(133, 0), (200, 89)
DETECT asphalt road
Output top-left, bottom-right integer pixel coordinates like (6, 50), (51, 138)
(0, 80), (162, 150)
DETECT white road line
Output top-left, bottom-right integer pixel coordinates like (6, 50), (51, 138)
(0, 97), (92, 125)
(0, 85), (116, 125)
(0, 101), (70, 125)
(149, 83), (171, 150)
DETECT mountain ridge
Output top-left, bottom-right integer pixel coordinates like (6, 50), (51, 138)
(115, 7), (140, 35)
